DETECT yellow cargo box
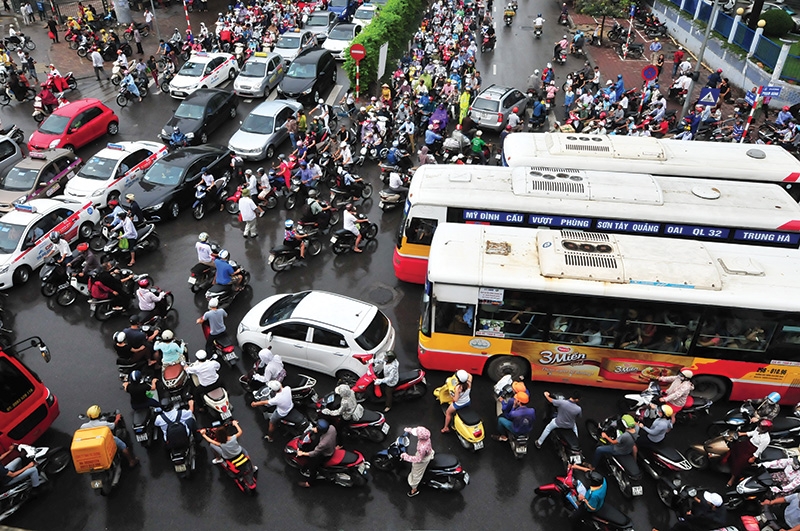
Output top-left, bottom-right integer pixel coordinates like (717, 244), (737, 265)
(71, 426), (117, 474)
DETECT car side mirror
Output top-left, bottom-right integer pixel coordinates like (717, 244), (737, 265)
(319, 71), (326, 77)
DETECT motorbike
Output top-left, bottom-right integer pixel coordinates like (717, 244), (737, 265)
(316, 391), (390, 443)
(0, 443), (70, 522)
(116, 80), (149, 107)
(187, 241), (220, 293)
(161, 418), (196, 479)
(371, 431), (469, 491)
(284, 176), (306, 210)
(283, 428), (370, 487)
(209, 426), (257, 494)
(620, 40), (645, 60)
(481, 31), (495, 52)
(685, 428), (794, 472)
(123, 22), (150, 41)
(201, 320), (239, 367)
(534, 467), (634, 531)
(55, 273), (92, 307)
(192, 176), (230, 220)
(558, 11), (569, 25)
(39, 257), (69, 297)
(224, 184), (244, 214)
(329, 179), (373, 208)
(637, 441), (693, 507)
(645, 23), (668, 37)
(619, 380), (713, 424)
(102, 223), (160, 260)
(433, 373), (486, 452)
(204, 262), (250, 309)
(725, 464), (783, 511)
(162, 357), (190, 405)
(555, 47), (567, 65)
(707, 401), (800, 443)
(378, 186), (408, 211)
(111, 62), (124, 86)
(493, 375), (530, 459)
(89, 270), (153, 322)
(159, 69), (175, 93)
(268, 226), (323, 272)
(74, 409), (131, 496)
(4, 33), (35, 51)
(542, 391), (585, 468)
(585, 416), (644, 498)
(32, 96), (49, 123)
(251, 382), (310, 436)
(351, 358), (427, 404)
(354, 144), (388, 166)
(534, 24), (543, 39)
(0, 122), (24, 146)
(330, 214), (378, 255)
(131, 405), (157, 448)
(503, 11), (514, 26)
(189, 366), (232, 421)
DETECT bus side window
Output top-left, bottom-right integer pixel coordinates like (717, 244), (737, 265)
(696, 312), (776, 356)
(548, 304), (618, 347)
(769, 323), (800, 361)
(476, 301), (546, 340)
(435, 302), (475, 336)
(619, 306), (698, 354)
(406, 217), (438, 245)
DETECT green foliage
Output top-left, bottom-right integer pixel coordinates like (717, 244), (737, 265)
(575, 0), (634, 18)
(760, 9), (795, 38)
(343, 0), (424, 90)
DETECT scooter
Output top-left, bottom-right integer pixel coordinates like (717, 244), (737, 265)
(534, 467), (634, 531)
(102, 223), (160, 260)
(351, 358), (427, 403)
(283, 428), (370, 487)
(371, 431), (469, 491)
(55, 273), (92, 307)
(192, 176), (229, 220)
(707, 401), (800, 443)
(330, 215), (378, 255)
(0, 444), (69, 522)
(493, 375), (530, 459)
(162, 358), (190, 404)
(131, 406), (157, 448)
(316, 391), (390, 443)
(378, 186), (407, 211)
(251, 383), (310, 437)
(189, 368), (232, 421)
(161, 421), (196, 479)
(725, 464), (783, 511)
(620, 380), (713, 424)
(268, 227), (323, 272)
(534, 25), (543, 39)
(329, 178), (373, 207)
(39, 257), (69, 297)
(187, 241), (220, 293)
(209, 425), (257, 494)
(433, 373), (485, 452)
(542, 390), (585, 468)
(200, 321), (238, 367)
(685, 429), (794, 472)
(74, 409), (131, 496)
(204, 260), (250, 308)
(637, 442), (692, 507)
(585, 416), (644, 498)
(242, 370), (317, 407)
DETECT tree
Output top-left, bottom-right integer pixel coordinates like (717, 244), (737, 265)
(761, 8), (794, 38)
(748, 0), (766, 30)
(575, 0), (634, 42)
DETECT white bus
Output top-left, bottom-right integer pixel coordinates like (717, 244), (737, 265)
(393, 164), (800, 284)
(418, 223), (800, 404)
(501, 132), (800, 200)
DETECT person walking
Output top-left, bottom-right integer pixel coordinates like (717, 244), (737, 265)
(91, 47), (110, 81)
(133, 27), (144, 55)
(373, 350), (399, 412)
(401, 426), (434, 497)
(672, 46), (685, 78)
(649, 38), (662, 64)
(23, 52), (37, 82)
(238, 188), (262, 238)
(46, 18), (58, 42)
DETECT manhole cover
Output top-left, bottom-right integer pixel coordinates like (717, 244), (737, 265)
(368, 286), (395, 306)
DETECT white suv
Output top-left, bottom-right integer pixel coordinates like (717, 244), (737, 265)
(237, 291), (396, 382)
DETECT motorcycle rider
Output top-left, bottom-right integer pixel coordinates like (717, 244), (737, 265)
(442, 369), (472, 433)
(195, 232), (215, 272)
(125, 193), (144, 224)
(94, 259), (132, 311)
(250, 380), (293, 443)
(45, 231), (70, 263)
(567, 464), (607, 529)
(252, 347), (286, 384)
(401, 426), (434, 497)
(283, 219), (308, 259)
(728, 418), (772, 487)
(0, 443), (42, 490)
(388, 170), (409, 198)
(654, 490), (726, 531)
(155, 401), (197, 447)
(386, 140), (410, 171)
(493, 390), (535, 442)
(534, 13), (544, 31)
(169, 126), (187, 148)
(636, 404), (672, 451)
(122, 316), (159, 366)
(212, 249), (242, 292)
(762, 494), (800, 530)
(69, 242), (102, 279)
(123, 369), (159, 409)
(199, 419), (251, 465)
(746, 392), (781, 423)
(81, 405), (139, 467)
(120, 69), (142, 102)
(153, 329), (183, 365)
(117, 210), (137, 266)
(295, 420), (337, 487)
(321, 384), (364, 426)
(136, 278), (167, 324)
(196, 297), (227, 354)
(470, 130), (489, 164)
(554, 35), (568, 62)
(535, 390), (581, 448)
(591, 414), (637, 469)
(343, 203), (369, 253)
(658, 368), (694, 414)
(186, 349), (222, 409)
(302, 189), (332, 228)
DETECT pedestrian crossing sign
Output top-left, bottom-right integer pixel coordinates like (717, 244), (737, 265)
(697, 88), (719, 106)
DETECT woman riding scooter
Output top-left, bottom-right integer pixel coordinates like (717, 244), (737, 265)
(442, 370), (471, 433)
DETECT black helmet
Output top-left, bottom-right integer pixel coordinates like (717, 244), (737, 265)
(49, 231), (61, 243)
(587, 471), (604, 487)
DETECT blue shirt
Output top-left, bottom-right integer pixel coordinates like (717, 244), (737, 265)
(386, 147), (400, 165)
(584, 479), (607, 511)
(214, 258), (234, 285)
(425, 129), (442, 145)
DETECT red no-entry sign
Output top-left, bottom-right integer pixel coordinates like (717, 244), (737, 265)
(350, 43), (366, 63)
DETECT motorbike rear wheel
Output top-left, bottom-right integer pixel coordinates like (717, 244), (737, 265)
(116, 94), (128, 107)
(366, 426), (388, 443)
(331, 241), (350, 255)
(361, 183), (373, 199)
(193, 203), (205, 220)
(225, 201), (239, 214)
(585, 419), (601, 442)
(45, 448), (71, 475)
(265, 195), (278, 209)
(285, 193), (297, 210)
(94, 301), (115, 322)
(40, 281), (58, 298)
(89, 234), (106, 252)
(450, 477), (467, 492)
(34, 112), (44, 123)
(56, 287), (78, 306)
(271, 254), (292, 272)
(371, 454), (393, 471)
(685, 447), (709, 469)
(307, 239), (322, 256)
(67, 77), (77, 90)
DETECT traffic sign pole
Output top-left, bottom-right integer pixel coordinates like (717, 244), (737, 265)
(349, 44), (366, 100)
(356, 62), (360, 99)
(741, 85), (763, 143)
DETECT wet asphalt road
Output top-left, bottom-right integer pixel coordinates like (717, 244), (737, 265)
(0, 2), (748, 530)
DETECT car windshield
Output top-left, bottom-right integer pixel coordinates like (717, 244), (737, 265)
(307, 14), (330, 27)
(472, 97), (500, 112)
(178, 61), (205, 77)
(277, 34), (301, 49)
(241, 114), (275, 134)
(355, 311), (389, 350)
(330, 0), (348, 7)
(0, 358), (34, 412)
(175, 102), (206, 120)
(356, 8), (374, 19)
(0, 168), (39, 191)
(39, 114), (70, 135)
(77, 156), (117, 180)
(286, 62), (316, 79)
(240, 61), (267, 77)
(259, 292), (310, 326)
(0, 222), (25, 253)
(144, 161), (184, 186)
(329, 26), (354, 40)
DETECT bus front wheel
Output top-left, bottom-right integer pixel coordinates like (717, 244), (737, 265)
(691, 375), (728, 403)
(485, 355), (529, 381)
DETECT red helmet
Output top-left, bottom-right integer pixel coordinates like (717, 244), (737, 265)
(138, 278), (150, 288)
(512, 106), (519, 113)
(455, 124), (462, 130)
(784, 106), (790, 112)
(759, 419), (773, 432)
(77, 242), (89, 252)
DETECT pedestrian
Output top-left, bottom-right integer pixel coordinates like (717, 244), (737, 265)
(146, 55), (159, 87)
(649, 37), (662, 64)
(46, 18), (58, 42)
(656, 53), (665, 79)
(133, 27), (143, 55)
(401, 426), (434, 497)
(672, 46), (685, 78)
(238, 188), (262, 238)
(591, 66), (600, 92)
(24, 2), (33, 24)
(373, 350), (399, 412)
(23, 52), (36, 81)
(286, 113), (298, 146)
(91, 47), (110, 81)
(144, 8), (153, 26)
(2, 0), (9, 12)
(36, 0), (45, 21)
(563, 86), (575, 121)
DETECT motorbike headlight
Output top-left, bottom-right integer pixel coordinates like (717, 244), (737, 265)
(91, 189), (104, 197)
(185, 132), (195, 139)
(151, 202), (164, 210)
(0, 264), (9, 275)
(161, 128), (168, 136)
(49, 139), (61, 149)
(301, 87), (313, 95)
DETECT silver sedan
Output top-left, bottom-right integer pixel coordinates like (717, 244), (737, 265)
(233, 52), (286, 99)
(227, 100), (304, 161)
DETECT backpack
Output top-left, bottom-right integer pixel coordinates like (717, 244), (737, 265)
(161, 410), (189, 449)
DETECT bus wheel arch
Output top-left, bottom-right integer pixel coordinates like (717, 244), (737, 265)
(691, 375), (729, 403)
(485, 355), (530, 381)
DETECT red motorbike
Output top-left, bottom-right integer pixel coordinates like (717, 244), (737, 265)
(283, 429), (369, 487)
(210, 442), (257, 494)
(200, 320), (238, 367)
(350, 358), (427, 403)
(224, 185), (243, 214)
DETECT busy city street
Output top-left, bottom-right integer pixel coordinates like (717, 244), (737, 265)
(0, 0), (794, 529)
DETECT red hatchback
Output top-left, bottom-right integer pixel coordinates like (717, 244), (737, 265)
(28, 98), (119, 152)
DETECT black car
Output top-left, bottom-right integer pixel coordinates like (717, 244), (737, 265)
(276, 49), (337, 105)
(159, 88), (238, 145)
(130, 145), (231, 220)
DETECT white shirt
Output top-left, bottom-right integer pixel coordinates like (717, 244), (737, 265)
(343, 210), (359, 235)
(341, 145), (353, 166)
(91, 51), (104, 68)
(389, 172), (404, 189)
(246, 174), (258, 195)
(196, 241), (212, 263)
(55, 239), (70, 258)
(116, 53), (128, 68)
(186, 359), (220, 386)
(144, 10), (153, 23)
(270, 386), (293, 416)
(238, 196), (258, 222)
(155, 409), (194, 439)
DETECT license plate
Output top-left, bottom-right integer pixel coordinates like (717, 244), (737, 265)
(632, 485), (643, 496)
(330, 236), (338, 243)
(268, 255), (275, 263)
(221, 410), (232, 420)
(91, 479), (103, 489)
(171, 395), (182, 402)
(570, 455), (582, 464)
(516, 446), (527, 454)
(474, 440), (484, 450)
(224, 352), (238, 361)
(381, 423), (390, 434)
(463, 472), (470, 484)
(187, 276), (197, 284)
(136, 434), (148, 442)
(175, 464), (187, 473)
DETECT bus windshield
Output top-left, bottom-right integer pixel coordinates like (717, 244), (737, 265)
(0, 357), (35, 413)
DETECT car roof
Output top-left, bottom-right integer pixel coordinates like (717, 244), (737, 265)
(245, 52), (281, 63)
(291, 291), (376, 333)
(333, 23), (360, 30)
(183, 88), (229, 103)
(294, 48), (332, 63)
(0, 198), (83, 225)
(186, 52), (234, 63)
(158, 145), (229, 164)
(281, 28), (313, 37)
(252, 100), (299, 116)
(478, 85), (514, 99)
(87, 141), (160, 161)
(53, 98), (107, 115)
(12, 148), (74, 169)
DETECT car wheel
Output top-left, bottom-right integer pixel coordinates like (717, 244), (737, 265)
(265, 145), (275, 159)
(199, 132), (208, 144)
(228, 68), (236, 80)
(107, 191), (120, 206)
(63, 145), (75, 152)
(169, 201), (180, 219)
(12, 265), (31, 286)
(335, 370), (359, 387)
(243, 343), (261, 360)
(107, 121), (119, 135)
(79, 222), (94, 240)
(229, 106), (236, 118)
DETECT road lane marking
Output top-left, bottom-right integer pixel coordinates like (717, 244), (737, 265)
(493, 64), (496, 75)
(326, 84), (343, 105)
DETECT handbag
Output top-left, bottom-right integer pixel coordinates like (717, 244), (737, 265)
(119, 237), (129, 250)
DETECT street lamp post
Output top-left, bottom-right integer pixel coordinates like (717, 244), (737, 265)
(680, 0), (720, 120)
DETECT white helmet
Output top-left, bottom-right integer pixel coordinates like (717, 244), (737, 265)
(208, 298), (219, 309)
(318, 98), (325, 105)
(218, 249), (230, 260)
(199, 232), (209, 242)
(456, 369), (469, 383)
(195, 350), (208, 361)
(267, 380), (281, 392)
(162, 329), (174, 341)
(114, 331), (126, 343)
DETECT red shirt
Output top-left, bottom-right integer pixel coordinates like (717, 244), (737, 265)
(673, 50), (684, 64)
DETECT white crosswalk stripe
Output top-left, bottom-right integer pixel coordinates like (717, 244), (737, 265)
(325, 84), (342, 106)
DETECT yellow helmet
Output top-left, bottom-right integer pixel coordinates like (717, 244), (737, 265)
(660, 405), (674, 418)
(86, 405), (102, 419)
(67, 16), (73, 20)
